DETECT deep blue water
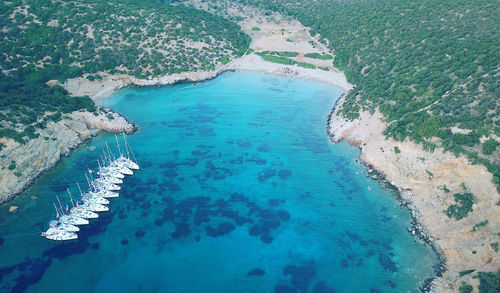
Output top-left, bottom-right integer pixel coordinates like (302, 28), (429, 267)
(0, 72), (439, 292)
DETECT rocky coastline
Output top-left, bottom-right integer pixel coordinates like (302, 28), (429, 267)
(0, 108), (135, 205)
(326, 94), (500, 292)
(360, 161), (447, 292)
(325, 95), (446, 292)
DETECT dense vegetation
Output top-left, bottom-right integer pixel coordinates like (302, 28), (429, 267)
(232, 0), (500, 192)
(476, 269), (500, 293)
(0, 0), (250, 147)
(255, 51), (317, 69)
(445, 193), (474, 220)
(304, 53), (332, 60)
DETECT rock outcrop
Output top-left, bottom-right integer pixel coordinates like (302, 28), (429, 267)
(0, 109), (134, 204)
(327, 99), (500, 292)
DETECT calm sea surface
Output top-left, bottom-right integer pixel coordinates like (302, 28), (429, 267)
(0, 72), (439, 292)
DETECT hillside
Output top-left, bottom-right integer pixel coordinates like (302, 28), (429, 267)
(0, 0), (250, 149)
(0, 0), (250, 201)
(232, 0), (499, 192)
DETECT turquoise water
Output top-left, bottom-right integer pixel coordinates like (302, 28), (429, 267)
(0, 72), (439, 292)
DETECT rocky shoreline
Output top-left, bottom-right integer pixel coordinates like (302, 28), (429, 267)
(325, 96), (447, 292)
(326, 94), (500, 292)
(360, 162), (447, 292)
(0, 108), (136, 205)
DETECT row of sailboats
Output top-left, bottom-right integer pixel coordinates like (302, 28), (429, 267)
(41, 135), (139, 241)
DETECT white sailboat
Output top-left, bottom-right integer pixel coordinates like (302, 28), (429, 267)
(82, 192), (110, 205)
(42, 227), (78, 241)
(57, 194), (89, 226)
(75, 200), (109, 212)
(90, 189), (119, 198)
(71, 207), (99, 219)
(96, 175), (123, 185)
(113, 134), (140, 170)
(98, 167), (125, 179)
(55, 203), (89, 226)
(48, 219), (79, 232)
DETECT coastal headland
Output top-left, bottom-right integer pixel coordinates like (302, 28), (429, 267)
(0, 109), (135, 205)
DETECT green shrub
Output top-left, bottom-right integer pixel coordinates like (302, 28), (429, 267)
(256, 53), (295, 65)
(476, 269), (500, 293)
(491, 242), (499, 252)
(472, 220), (489, 232)
(483, 139), (499, 155)
(297, 62), (316, 69)
(459, 282), (473, 293)
(8, 161), (16, 170)
(304, 53), (333, 60)
(460, 269), (476, 277)
(271, 51), (299, 57)
(220, 55), (230, 64)
(252, 27), (261, 31)
(445, 193), (474, 220)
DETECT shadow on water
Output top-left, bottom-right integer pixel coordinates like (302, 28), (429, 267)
(0, 213), (114, 293)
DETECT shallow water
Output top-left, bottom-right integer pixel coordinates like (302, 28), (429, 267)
(0, 72), (439, 292)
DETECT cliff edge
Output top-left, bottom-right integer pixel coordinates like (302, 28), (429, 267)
(328, 95), (500, 292)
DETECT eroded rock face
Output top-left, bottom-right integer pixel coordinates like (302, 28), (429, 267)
(328, 100), (500, 292)
(0, 110), (133, 204)
(75, 109), (135, 134)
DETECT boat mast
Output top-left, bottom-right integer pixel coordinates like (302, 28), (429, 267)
(85, 172), (93, 190)
(123, 133), (138, 164)
(100, 147), (108, 164)
(105, 142), (116, 161)
(68, 188), (76, 208)
(100, 155), (107, 167)
(122, 133), (131, 160)
(55, 195), (66, 215)
(115, 134), (123, 157)
(53, 203), (60, 218)
(77, 183), (84, 197)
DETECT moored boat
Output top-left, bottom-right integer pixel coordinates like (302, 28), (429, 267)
(42, 227), (78, 241)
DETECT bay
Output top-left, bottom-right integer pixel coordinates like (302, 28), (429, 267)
(0, 72), (439, 292)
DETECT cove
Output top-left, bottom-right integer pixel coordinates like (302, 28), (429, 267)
(0, 72), (439, 292)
